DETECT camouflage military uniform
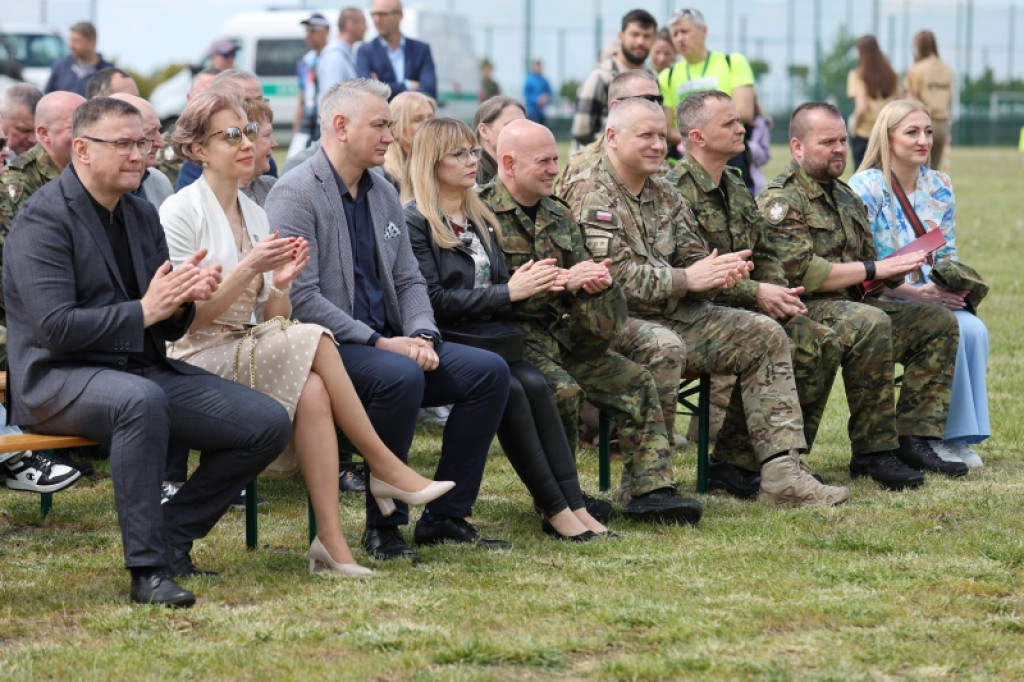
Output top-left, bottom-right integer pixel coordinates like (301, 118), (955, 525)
(757, 160), (958, 454)
(154, 131), (183, 189)
(478, 177), (678, 496)
(0, 144), (61, 325)
(562, 155), (806, 464)
(667, 154), (842, 469)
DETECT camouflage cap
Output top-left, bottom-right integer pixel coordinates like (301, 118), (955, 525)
(929, 260), (989, 311)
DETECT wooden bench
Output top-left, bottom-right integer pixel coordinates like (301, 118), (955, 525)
(598, 373), (712, 493)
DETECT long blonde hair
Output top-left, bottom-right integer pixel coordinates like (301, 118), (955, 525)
(406, 118), (503, 250)
(858, 99), (933, 227)
(383, 91), (436, 198)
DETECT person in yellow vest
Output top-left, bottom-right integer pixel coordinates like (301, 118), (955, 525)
(905, 30), (955, 169)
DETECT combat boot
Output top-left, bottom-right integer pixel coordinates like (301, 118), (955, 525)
(897, 436), (968, 477)
(757, 451), (850, 509)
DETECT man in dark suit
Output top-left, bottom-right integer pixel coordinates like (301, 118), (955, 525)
(357, 0), (437, 100)
(265, 78), (510, 564)
(2, 97), (292, 607)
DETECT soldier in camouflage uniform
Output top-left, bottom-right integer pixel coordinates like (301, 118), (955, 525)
(757, 102), (965, 489)
(480, 119), (703, 523)
(0, 92), (86, 321)
(665, 91), (843, 493)
(555, 69), (670, 198)
(562, 98), (849, 508)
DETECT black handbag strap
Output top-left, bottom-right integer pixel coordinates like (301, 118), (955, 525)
(891, 174), (934, 266)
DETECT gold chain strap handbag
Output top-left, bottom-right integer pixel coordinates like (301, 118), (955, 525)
(232, 316), (297, 390)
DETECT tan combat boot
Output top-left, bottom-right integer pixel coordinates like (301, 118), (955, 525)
(757, 451), (850, 508)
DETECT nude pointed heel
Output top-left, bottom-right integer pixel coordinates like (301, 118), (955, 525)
(308, 537), (374, 577)
(368, 476), (456, 517)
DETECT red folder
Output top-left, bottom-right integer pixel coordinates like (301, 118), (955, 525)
(863, 228), (947, 294)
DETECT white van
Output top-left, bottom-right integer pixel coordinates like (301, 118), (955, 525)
(0, 24), (68, 91)
(150, 7), (479, 133)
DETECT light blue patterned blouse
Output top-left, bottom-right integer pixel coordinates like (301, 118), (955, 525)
(849, 166), (958, 284)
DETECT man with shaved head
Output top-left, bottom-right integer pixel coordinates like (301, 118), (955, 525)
(266, 78), (511, 562)
(562, 97), (850, 509)
(110, 93), (173, 208)
(1, 91), (87, 248)
(479, 118), (704, 524)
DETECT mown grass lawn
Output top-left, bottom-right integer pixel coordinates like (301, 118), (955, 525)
(2, 145), (1022, 680)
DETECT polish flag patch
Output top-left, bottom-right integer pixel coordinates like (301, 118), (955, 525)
(595, 210), (614, 222)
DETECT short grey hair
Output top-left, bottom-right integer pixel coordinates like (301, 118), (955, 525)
(320, 78), (391, 122)
(607, 70), (658, 102)
(607, 97), (663, 131)
(212, 68), (259, 88)
(668, 7), (706, 30)
(0, 83), (43, 117)
(676, 90), (733, 137)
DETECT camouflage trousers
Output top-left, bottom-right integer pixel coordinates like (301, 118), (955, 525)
(804, 297), (958, 454)
(713, 314), (843, 470)
(621, 303), (806, 464)
(612, 317), (685, 440)
(520, 328), (676, 496)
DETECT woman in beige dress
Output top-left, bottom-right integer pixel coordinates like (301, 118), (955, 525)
(160, 88), (453, 577)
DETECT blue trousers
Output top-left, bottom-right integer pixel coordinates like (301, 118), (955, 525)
(338, 341), (509, 526)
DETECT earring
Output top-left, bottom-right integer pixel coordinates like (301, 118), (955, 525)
(202, 161), (208, 168)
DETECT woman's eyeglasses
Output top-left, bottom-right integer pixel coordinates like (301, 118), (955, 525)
(208, 121), (259, 145)
(447, 145), (483, 164)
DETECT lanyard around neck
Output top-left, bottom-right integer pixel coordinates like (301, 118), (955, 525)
(685, 52), (712, 81)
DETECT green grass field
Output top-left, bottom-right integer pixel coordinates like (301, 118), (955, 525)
(2, 146), (1022, 680)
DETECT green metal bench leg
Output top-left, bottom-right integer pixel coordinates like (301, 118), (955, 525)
(40, 492), (53, 518)
(245, 480), (258, 550)
(308, 493), (317, 545)
(696, 374), (711, 493)
(598, 410), (611, 491)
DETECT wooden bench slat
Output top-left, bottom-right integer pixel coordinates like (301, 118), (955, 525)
(0, 434), (96, 454)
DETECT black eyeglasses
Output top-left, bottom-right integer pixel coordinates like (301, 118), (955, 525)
(447, 145), (483, 164)
(207, 121), (259, 145)
(628, 93), (665, 105)
(82, 136), (155, 156)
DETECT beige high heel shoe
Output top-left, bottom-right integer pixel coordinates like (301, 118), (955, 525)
(308, 537), (374, 577)
(369, 476), (456, 516)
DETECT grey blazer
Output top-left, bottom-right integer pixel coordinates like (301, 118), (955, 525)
(264, 148), (436, 344)
(3, 168), (201, 425)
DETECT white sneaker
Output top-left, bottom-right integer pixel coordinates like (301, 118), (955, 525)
(947, 440), (984, 468)
(4, 451), (81, 493)
(928, 439), (962, 463)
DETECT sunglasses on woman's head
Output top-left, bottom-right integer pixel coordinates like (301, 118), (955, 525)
(208, 121), (259, 145)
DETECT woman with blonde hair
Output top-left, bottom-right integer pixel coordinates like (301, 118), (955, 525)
(381, 90), (436, 198)
(405, 118), (612, 541)
(848, 35), (899, 168)
(161, 89), (454, 576)
(850, 99), (989, 467)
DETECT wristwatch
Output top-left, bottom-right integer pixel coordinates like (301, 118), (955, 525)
(416, 333), (436, 346)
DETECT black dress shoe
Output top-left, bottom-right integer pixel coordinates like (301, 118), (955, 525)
(339, 466), (366, 493)
(706, 458), (761, 499)
(896, 436), (969, 477)
(850, 451), (925, 490)
(130, 570), (196, 607)
(166, 546), (219, 578)
(362, 525), (421, 563)
(622, 489), (703, 525)
(413, 516), (512, 550)
(540, 517), (599, 542)
(581, 493), (616, 523)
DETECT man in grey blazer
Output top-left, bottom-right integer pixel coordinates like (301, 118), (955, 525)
(3, 97), (292, 607)
(266, 79), (511, 563)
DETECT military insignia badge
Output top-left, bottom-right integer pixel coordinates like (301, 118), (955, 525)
(583, 227), (614, 259)
(766, 200), (788, 224)
(7, 183), (22, 202)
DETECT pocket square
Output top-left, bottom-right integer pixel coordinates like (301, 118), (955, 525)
(383, 222), (401, 240)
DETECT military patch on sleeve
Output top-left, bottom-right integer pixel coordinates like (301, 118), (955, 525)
(583, 207), (620, 227)
(7, 184), (22, 203)
(582, 226), (615, 259)
(764, 198), (789, 225)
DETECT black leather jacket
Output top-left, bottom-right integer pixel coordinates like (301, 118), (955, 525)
(404, 201), (514, 325)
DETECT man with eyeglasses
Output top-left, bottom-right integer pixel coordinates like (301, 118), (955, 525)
(571, 9), (657, 150)
(660, 8), (758, 191)
(3, 96), (292, 606)
(561, 97), (851, 509)
(357, 0), (437, 100)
